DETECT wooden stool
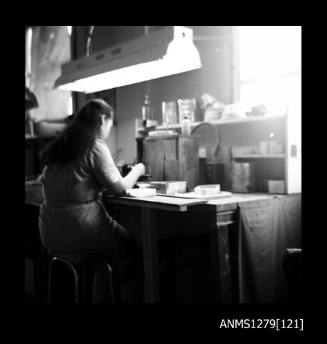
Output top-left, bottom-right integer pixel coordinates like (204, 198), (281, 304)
(48, 253), (114, 304)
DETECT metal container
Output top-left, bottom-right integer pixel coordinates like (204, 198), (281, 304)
(231, 162), (255, 193)
(149, 181), (186, 195)
(205, 158), (224, 184)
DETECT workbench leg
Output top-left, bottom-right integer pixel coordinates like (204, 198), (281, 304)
(210, 219), (233, 303)
(210, 220), (220, 303)
(140, 208), (160, 303)
(217, 223), (233, 303)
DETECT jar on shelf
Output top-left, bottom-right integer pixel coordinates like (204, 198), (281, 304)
(142, 94), (153, 127)
(181, 115), (191, 136)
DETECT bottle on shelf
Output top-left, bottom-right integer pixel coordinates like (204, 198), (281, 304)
(181, 114), (191, 136)
(142, 94), (152, 127)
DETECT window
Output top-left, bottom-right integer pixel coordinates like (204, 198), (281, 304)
(237, 26), (301, 116)
(29, 26), (73, 122)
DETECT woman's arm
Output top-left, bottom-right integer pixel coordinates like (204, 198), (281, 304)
(121, 163), (145, 189)
(89, 140), (145, 196)
(109, 163), (145, 195)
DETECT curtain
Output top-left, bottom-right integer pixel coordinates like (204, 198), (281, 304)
(238, 194), (301, 302)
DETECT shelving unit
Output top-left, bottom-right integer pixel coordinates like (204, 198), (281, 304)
(135, 112), (300, 194)
(136, 114), (286, 135)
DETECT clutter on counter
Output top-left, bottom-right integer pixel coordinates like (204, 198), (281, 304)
(221, 102), (248, 120)
(149, 181), (187, 195)
(200, 93), (225, 122)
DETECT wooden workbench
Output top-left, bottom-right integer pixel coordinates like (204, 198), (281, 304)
(25, 181), (280, 303)
(103, 192), (279, 303)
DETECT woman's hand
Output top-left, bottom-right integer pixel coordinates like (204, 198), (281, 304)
(120, 163), (146, 190)
(133, 163), (146, 177)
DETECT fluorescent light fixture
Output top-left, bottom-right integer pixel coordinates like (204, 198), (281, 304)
(54, 26), (202, 93)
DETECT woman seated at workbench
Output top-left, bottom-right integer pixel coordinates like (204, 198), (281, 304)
(39, 99), (145, 302)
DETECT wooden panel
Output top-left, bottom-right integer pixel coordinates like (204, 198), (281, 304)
(218, 144), (233, 190)
(163, 138), (179, 180)
(140, 207), (160, 302)
(163, 138), (177, 160)
(143, 136), (199, 189)
(164, 160), (179, 181)
(210, 221), (234, 303)
(143, 140), (164, 180)
(178, 137), (199, 189)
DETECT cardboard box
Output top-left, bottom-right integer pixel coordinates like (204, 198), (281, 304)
(268, 180), (285, 194)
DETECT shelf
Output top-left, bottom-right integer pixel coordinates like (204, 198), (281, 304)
(25, 134), (38, 140)
(137, 114), (286, 133)
(209, 113), (286, 125)
(155, 122), (201, 130)
(233, 154), (286, 160)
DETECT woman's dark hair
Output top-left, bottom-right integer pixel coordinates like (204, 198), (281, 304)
(41, 99), (114, 166)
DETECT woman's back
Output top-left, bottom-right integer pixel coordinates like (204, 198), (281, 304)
(39, 139), (123, 253)
(41, 139), (120, 204)
(42, 153), (99, 205)
(38, 99), (144, 302)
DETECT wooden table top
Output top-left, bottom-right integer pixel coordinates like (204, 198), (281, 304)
(25, 181), (286, 212)
(104, 192), (283, 212)
(104, 193), (208, 211)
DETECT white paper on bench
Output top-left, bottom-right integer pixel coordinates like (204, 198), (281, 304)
(126, 188), (157, 197)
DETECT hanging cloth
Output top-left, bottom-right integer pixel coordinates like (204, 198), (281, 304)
(238, 194), (301, 302)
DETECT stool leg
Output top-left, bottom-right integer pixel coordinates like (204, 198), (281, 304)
(69, 263), (79, 304)
(104, 262), (114, 303)
(61, 260), (80, 304)
(80, 264), (88, 304)
(48, 258), (114, 304)
(47, 259), (54, 304)
(49, 258), (80, 304)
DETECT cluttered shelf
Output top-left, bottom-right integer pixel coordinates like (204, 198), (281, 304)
(136, 113), (286, 134)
